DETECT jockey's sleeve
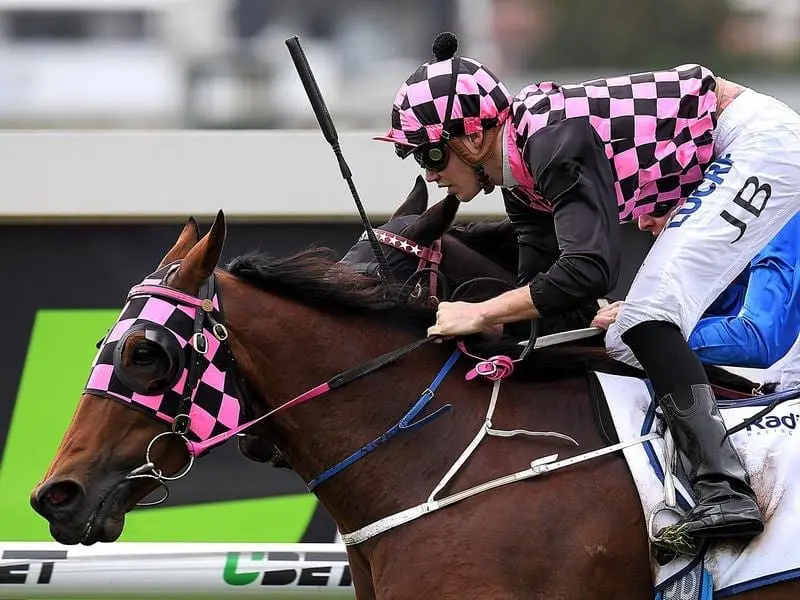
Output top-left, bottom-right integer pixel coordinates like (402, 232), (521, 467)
(522, 118), (621, 316)
(502, 188), (560, 281)
(689, 213), (800, 367)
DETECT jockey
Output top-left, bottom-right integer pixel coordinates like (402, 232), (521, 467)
(374, 31), (800, 553)
(595, 212), (800, 392)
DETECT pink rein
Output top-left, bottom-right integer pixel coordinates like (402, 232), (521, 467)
(189, 382), (332, 456)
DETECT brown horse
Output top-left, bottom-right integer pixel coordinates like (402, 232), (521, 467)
(31, 212), (793, 599)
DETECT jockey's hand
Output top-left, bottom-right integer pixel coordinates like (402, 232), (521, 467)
(427, 300), (490, 338)
(591, 300), (624, 331)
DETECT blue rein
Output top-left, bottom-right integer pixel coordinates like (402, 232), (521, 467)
(307, 349), (461, 491)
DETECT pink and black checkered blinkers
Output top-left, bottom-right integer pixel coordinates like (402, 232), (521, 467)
(374, 32), (513, 152)
(84, 264), (245, 456)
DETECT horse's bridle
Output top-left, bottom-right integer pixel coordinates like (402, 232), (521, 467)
(86, 265), (446, 507)
(91, 234), (522, 506)
(371, 228), (444, 302)
(85, 267), (254, 506)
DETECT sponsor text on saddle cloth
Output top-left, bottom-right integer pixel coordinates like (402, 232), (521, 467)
(597, 371), (800, 596)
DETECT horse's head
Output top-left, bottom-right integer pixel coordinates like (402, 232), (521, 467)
(340, 175), (452, 282)
(340, 176), (517, 301)
(31, 212), (239, 544)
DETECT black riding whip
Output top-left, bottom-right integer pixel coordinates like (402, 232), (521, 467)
(285, 35), (395, 286)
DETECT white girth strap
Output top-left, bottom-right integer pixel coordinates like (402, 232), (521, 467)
(340, 376), (660, 546)
(427, 380), (578, 503)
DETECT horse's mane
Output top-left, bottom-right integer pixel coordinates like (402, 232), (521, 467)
(224, 247), (435, 332)
(224, 248), (603, 379)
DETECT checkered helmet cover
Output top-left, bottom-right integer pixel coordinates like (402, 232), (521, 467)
(83, 264), (242, 444)
(375, 56), (513, 149)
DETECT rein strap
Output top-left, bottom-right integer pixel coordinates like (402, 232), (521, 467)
(191, 337), (435, 455)
(328, 337), (432, 389)
(307, 349), (461, 490)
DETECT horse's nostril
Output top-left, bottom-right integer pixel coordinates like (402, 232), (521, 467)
(48, 482), (76, 505)
(33, 480), (84, 519)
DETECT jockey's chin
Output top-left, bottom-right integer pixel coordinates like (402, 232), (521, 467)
(455, 191), (476, 202)
(453, 181), (481, 203)
(439, 183), (475, 203)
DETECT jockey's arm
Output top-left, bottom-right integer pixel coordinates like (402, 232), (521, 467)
(517, 118), (621, 318)
(429, 119), (621, 337)
(474, 120), (623, 327)
(477, 285), (541, 324)
(689, 213), (800, 368)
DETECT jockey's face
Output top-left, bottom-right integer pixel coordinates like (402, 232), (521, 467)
(423, 135), (484, 202)
(637, 206), (679, 236)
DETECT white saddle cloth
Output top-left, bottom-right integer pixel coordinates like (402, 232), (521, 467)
(596, 371), (800, 596)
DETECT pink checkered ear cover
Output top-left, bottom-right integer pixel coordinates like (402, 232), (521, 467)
(84, 265), (242, 445)
(375, 56), (513, 149)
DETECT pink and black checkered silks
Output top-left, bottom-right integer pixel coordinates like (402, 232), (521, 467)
(375, 57), (514, 148)
(84, 264), (242, 448)
(508, 64), (719, 221)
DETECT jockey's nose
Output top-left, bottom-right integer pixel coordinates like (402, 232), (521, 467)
(637, 215), (656, 234)
(424, 170), (440, 183)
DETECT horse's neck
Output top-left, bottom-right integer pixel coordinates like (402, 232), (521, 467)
(224, 280), (606, 539)
(224, 284), (488, 532)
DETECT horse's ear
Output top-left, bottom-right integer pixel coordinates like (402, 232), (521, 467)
(157, 216), (200, 269)
(174, 210), (226, 292)
(391, 175), (429, 219)
(402, 194), (459, 246)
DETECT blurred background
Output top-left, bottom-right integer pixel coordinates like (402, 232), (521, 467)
(0, 0), (792, 557)
(0, 0), (796, 129)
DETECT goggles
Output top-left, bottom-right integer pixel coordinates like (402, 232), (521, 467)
(395, 141), (450, 173)
(650, 202), (677, 218)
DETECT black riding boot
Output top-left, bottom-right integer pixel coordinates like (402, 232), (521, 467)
(657, 384), (764, 546)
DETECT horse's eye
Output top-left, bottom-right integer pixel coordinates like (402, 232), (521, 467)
(132, 343), (158, 366)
